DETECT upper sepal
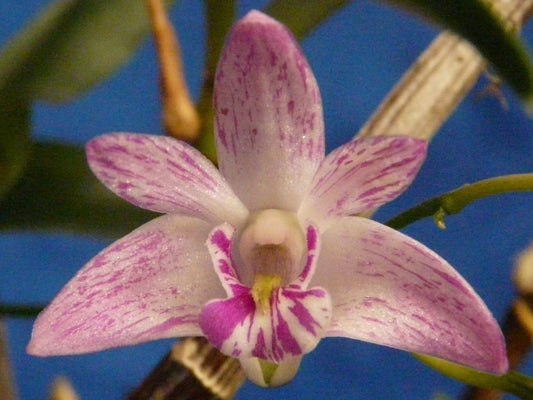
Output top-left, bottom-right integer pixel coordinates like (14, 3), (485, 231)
(214, 11), (325, 211)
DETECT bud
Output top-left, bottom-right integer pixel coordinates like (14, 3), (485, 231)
(49, 377), (79, 400)
(513, 243), (533, 296)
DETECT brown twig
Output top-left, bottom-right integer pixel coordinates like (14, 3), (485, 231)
(0, 321), (18, 400)
(356, 0), (533, 141)
(145, 0), (201, 141)
(49, 377), (80, 400)
(126, 338), (244, 400)
(463, 243), (533, 400)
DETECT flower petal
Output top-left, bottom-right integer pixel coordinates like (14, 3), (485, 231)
(214, 10), (324, 211)
(87, 133), (248, 225)
(313, 217), (508, 374)
(200, 287), (331, 363)
(27, 215), (224, 356)
(239, 356), (303, 387)
(205, 223), (244, 297)
(289, 224), (320, 290)
(299, 137), (427, 226)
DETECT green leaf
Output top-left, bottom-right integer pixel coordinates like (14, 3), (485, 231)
(385, 0), (533, 104)
(0, 0), (175, 199)
(0, 0), (175, 103)
(264, 0), (355, 40)
(415, 354), (533, 400)
(0, 97), (31, 198)
(0, 141), (156, 238)
(0, 304), (44, 318)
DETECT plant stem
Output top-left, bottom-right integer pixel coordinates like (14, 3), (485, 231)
(145, 0), (200, 141)
(194, 0), (235, 163)
(126, 337), (245, 400)
(357, 0), (533, 141)
(0, 304), (44, 318)
(0, 321), (18, 400)
(386, 173), (533, 230)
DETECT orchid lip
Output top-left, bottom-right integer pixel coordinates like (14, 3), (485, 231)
(238, 209), (306, 286)
(200, 222), (332, 370)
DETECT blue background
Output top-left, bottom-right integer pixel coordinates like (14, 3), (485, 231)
(1, 1), (533, 399)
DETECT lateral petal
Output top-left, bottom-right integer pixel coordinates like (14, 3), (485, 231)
(28, 215), (224, 356)
(87, 133), (248, 225)
(299, 137), (426, 227)
(313, 217), (508, 374)
(214, 11), (324, 211)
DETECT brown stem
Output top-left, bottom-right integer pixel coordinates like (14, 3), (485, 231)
(0, 321), (18, 400)
(145, 0), (200, 141)
(49, 377), (80, 400)
(126, 337), (245, 400)
(356, 0), (533, 141)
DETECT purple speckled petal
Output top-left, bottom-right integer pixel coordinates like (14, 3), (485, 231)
(312, 217), (508, 375)
(87, 133), (248, 225)
(214, 11), (325, 211)
(200, 286), (331, 363)
(299, 137), (427, 227)
(27, 215), (224, 356)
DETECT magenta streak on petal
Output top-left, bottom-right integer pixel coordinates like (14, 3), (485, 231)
(87, 133), (247, 225)
(401, 241), (471, 296)
(252, 328), (268, 360)
(207, 224), (244, 296)
(133, 315), (199, 339)
(361, 231), (476, 300)
(200, 295), (255, 352)
(272, 296), (302, 360)
(284, 289), (326, 335)
(291, 225), (320, 290)
(299, 137), (427, 223)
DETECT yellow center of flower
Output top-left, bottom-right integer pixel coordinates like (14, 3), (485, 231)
(251, 274), (282, 313)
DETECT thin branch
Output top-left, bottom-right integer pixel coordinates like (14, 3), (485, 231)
(126, 337), (245, 400)
(0, 321), (18, 400)
(356, 0), (533, 141)
(0, 304), (44, 318)
(194, 0), (235, 163)
(385, 174), (533, 230)
(145, 0), (200, 141)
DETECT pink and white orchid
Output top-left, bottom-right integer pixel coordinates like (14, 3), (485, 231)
(27, 10), (507, 387)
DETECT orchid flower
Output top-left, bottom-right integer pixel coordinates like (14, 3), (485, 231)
(27, 10), (507, 387)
